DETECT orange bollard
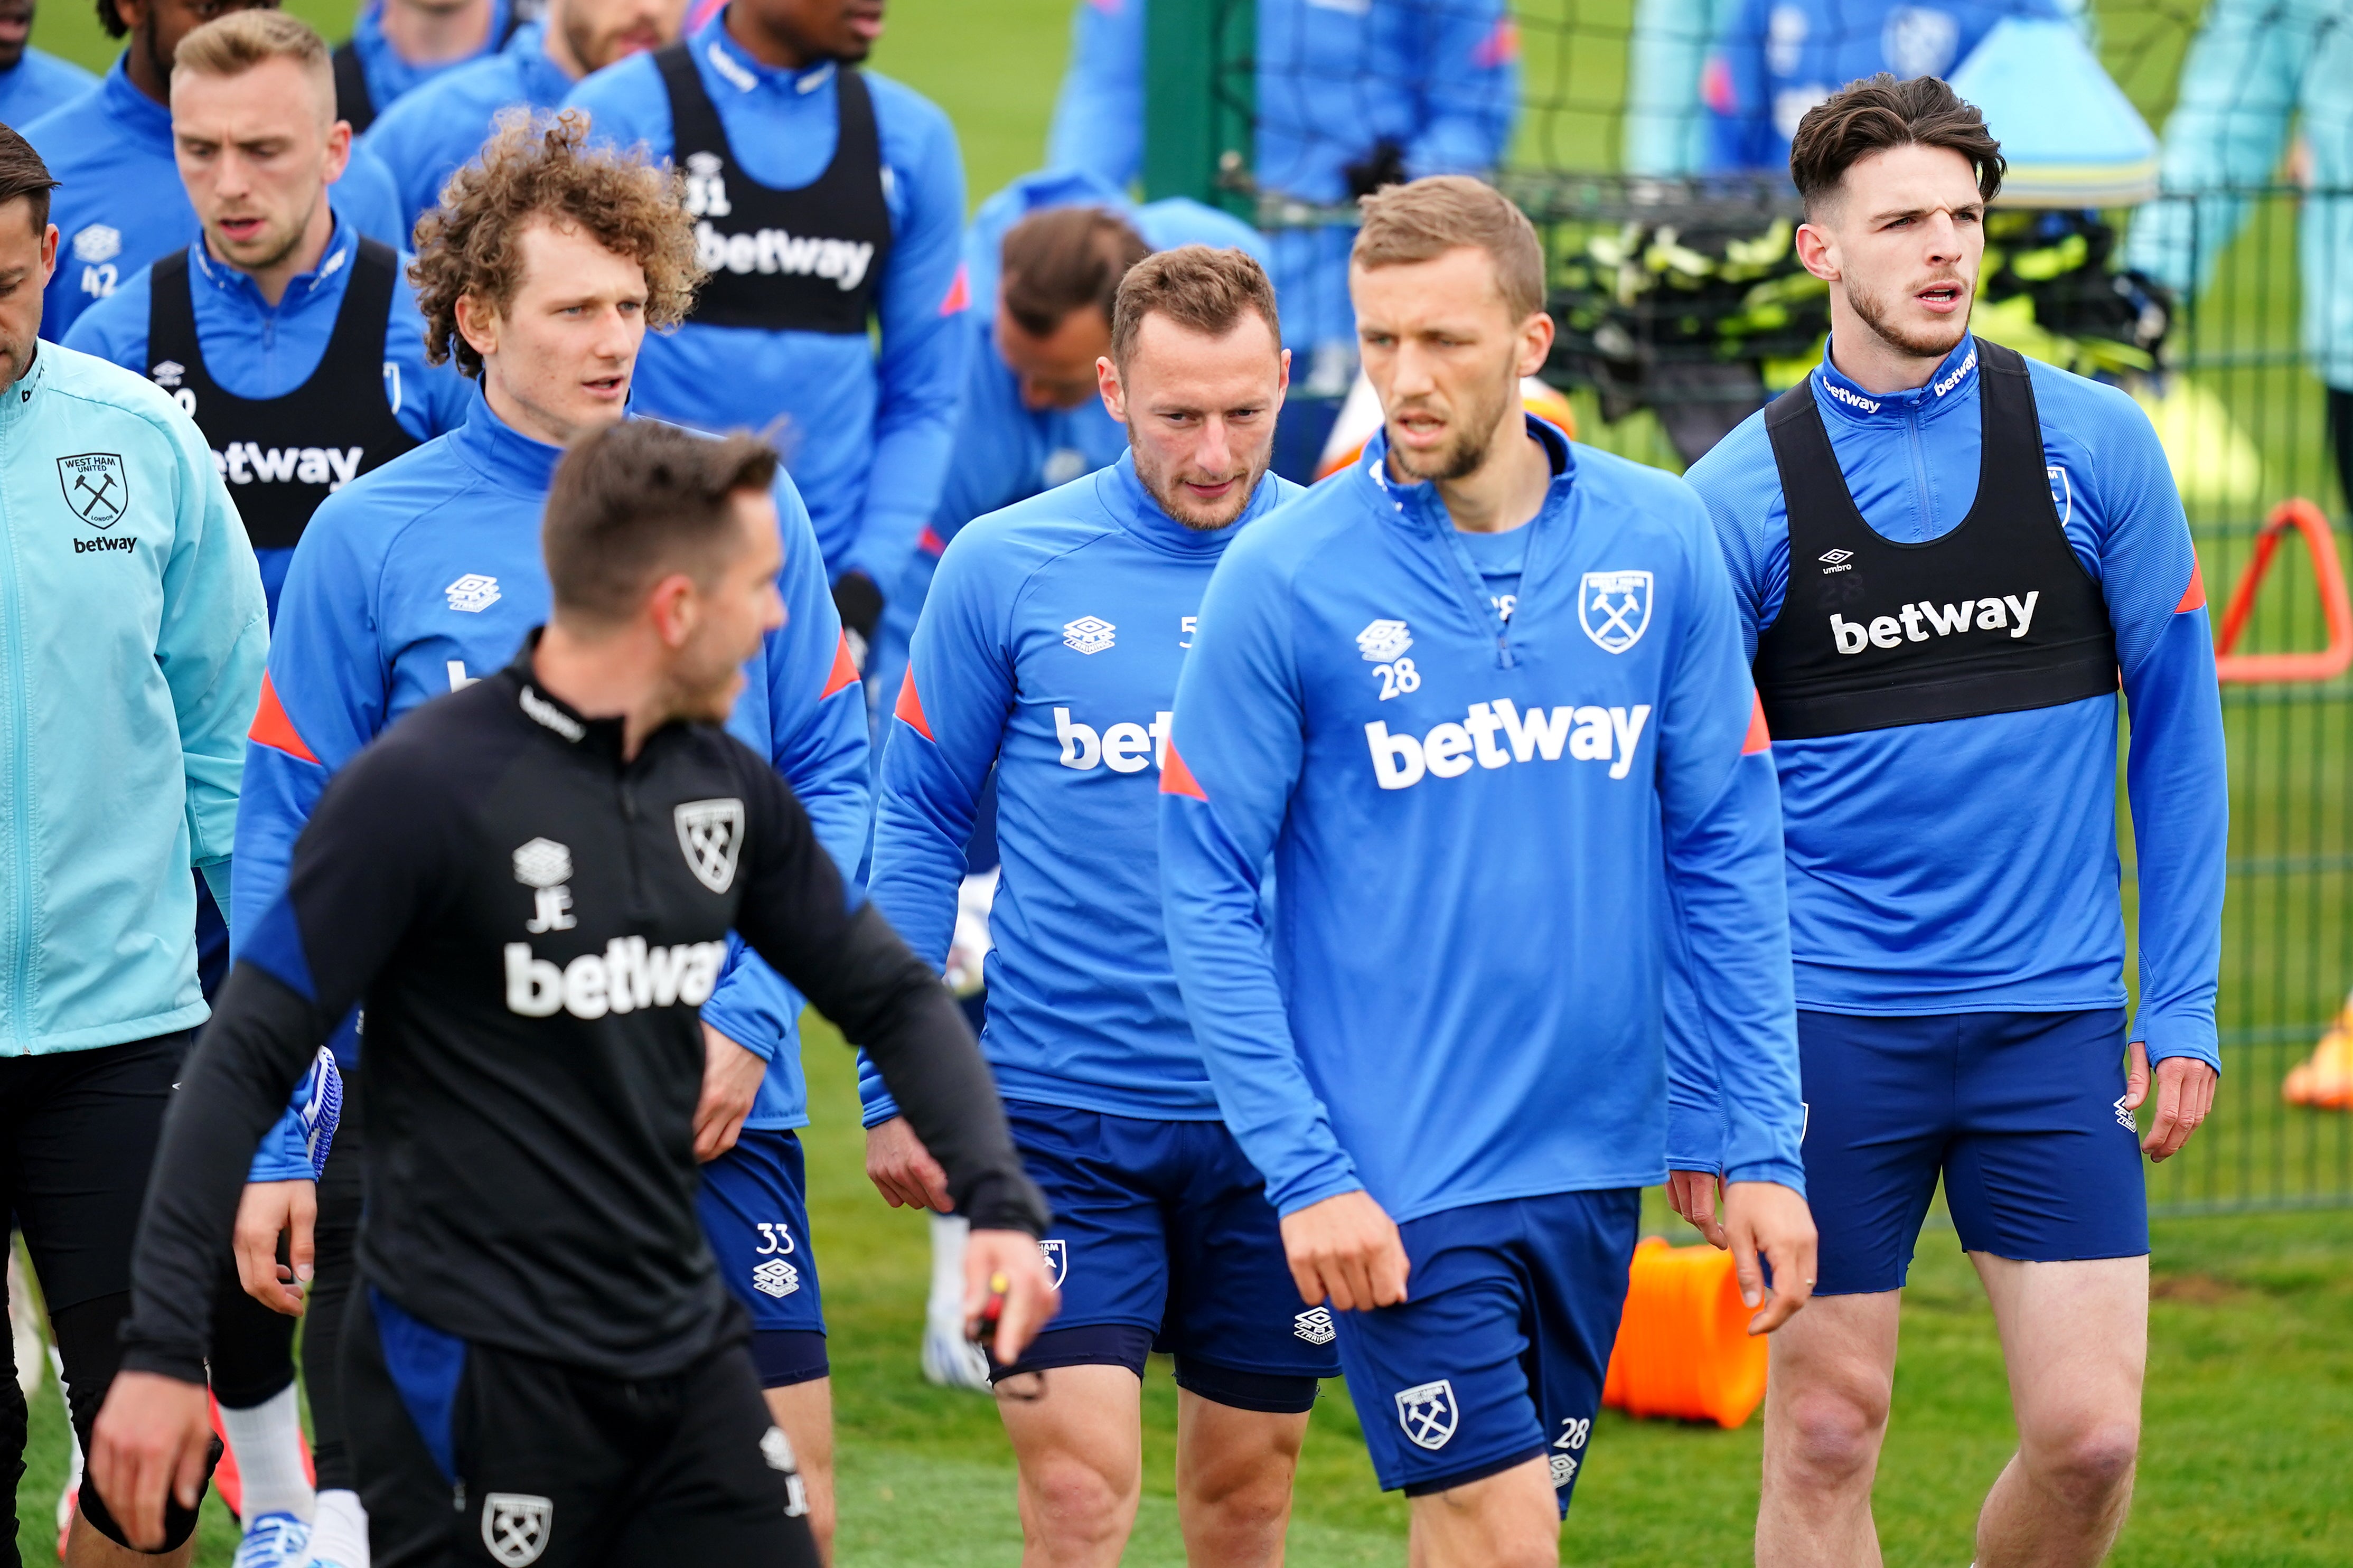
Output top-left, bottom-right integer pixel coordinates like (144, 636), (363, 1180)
(2283, 989), (2353, 1111)
(1602, 1236), (1770, 1429)
(2214, 498), (2353, 685)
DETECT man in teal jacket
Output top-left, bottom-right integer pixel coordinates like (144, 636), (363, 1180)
(0, 125), (267, 1568)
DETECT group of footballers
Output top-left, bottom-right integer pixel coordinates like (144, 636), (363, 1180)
(0, 0), (2229, 1564)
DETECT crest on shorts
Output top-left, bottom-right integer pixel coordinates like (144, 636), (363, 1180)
(1395, 1379), (1458, 1450)
(674, 798), (745, 893)
(1580, 570), (1653, 654)
(58, 453), (128, 529)
(481, 1494), (552, 1566)
(1037, 1237), (1068, 1289)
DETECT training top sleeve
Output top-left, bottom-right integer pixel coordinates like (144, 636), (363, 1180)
(730, 751), (1047, 1235)
(119, 742), (468, 1384)
(847, 85), (970, 590)
(1682, 411), (1787, 658)
(1158, 537), (1365, 1217)
(57, 266), (151, 368)
(1649, 496), (1806, 1188)
(383, 275), (475, 442)
(859, 520), (1021, 1125)
(333, 148), (419, 252)
(1043, 0), (1144, 187)
(1395, 0), (1519, 177)
(2077, 383), (2228, 1069)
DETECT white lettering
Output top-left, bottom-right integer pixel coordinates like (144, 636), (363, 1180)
(248, 443), (298, 483)
(1976, 597), (2008, 631)
(1920, 600), (1973, 635)
(504, 940), (727, 1019)
(1607, 705), (1652, 781)
(1569, 707), (1613, 761)
(1423, 722), (1473, 778)
(296, 447), (330, 485)
(325, 446), (361, 487)
(693, 221), (875, 290)
(1365, 698), (1654, 790)
(1869, 616), (1904, 649)
(1492, 698), (1573, 762)
(1463, 703), (1512, 769)
(224, 444), (252, 484)
(1054, 707), (1101, 770)
(1101, 721), (1152, 773)
(503, 943), (562, 1017)
(1365, 720), (1425, 790)
(2003, 591), (2039, 639)
(563, 953), (610, 1018)
(1831, 614), (1869, 654)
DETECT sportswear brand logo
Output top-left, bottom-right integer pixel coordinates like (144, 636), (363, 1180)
(675, 799), (745, 893)
(1055, 708), (1169, 774)
(1394, 1380), (1458, 1450)
(2114, 1093), (2135, 1132)
(1821, 379), (1881, 414)
(446, 574), (501, 613)
(1931, 345), (1977, 398)
(57, 453), (127, 528)
(1356, 618), (1413, 662)
(214, 443), (364, 490)
(1580, 570), (1653, 653)
(518, 686), (585, 742)
(481, 1494), (552, 1566)
(148, 360), (184, 388)
(70, 224), (120, 264)
(1829, 591), (2040, 655)
(752, 1257), (801, 1298)
(1365, 700), (1652, 789)
(1063, 616), (1117, 654)
(513, 838), (577, 933)
(1818, 548), (1853, 577)
(504, 938), (725, 1020)
(1293, 1308), (1336, 1345)
(1038, 1238), (1068, 1289)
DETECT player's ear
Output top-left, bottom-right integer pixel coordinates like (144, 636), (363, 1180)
(454, 290), (501, 362)
(1794, 219), (1840, 284)
(1096, 354), (1125, 424)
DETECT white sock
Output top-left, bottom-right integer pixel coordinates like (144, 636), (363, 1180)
(926, 1212), (970, 1332)
(305, 1489), (370, 1568)
(218, 1384), (314, 1523)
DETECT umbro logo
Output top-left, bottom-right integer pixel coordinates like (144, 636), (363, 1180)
(1356, 618), (1412, 662)
(2114, 1093), (2136, 1132)
(446, 573), (501, 613)
(1820, 548), (1854, 576)
(752, 1257), (801, 1298)
(1063, 616), (1116, 655)
(149, 360), (185, 389)
(1293, 1307), (1336, 1345)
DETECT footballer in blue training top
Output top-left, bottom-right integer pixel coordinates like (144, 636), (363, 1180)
(1680, 77), (2227, 1568)
(1160, 178), (1813, 1564)
(865, 246), (1334, 1565)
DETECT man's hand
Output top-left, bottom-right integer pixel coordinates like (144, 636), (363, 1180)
(964, 1227), (1060, 1365)
(1278, 1189), (1409, 1312)
(2126, 1040), (2218, 1162)
(1667, 1168), (1729, 1248)
(233, 1179), (317, 1316)
(865, 1116), (953, 1212)
(89, 1370), (212, 1551)
(693, 1024), (767, 1162)
(1721, 1181), (1817, 1336)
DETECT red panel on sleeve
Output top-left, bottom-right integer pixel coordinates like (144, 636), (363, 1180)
(248, 672), (320, 765)
(1741, 692), (1772, 756)
(820, 632), (861, 699)
(938, 262), (970, 316)
(893, 670), (933, 740)
(2176, 555), (2207, 614)
(1159, 738), (1208, 801)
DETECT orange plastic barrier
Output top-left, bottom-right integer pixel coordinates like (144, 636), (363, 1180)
(1601, 1236), (1769, 1429)
(2214, 499), (2353, 684)
(2284, 990), (2353, 1111)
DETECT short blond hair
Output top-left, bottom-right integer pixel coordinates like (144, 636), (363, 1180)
(1109, 245), (1280, 368)
(174, 10), (335, 112)
(1352, 175), (1545, 321)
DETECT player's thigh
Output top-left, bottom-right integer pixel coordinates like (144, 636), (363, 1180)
(1944, 1009), (2148, 1269)
(9, 1034), (186, 1315)
(1972, 1253), (2147, 1457)
(1004, 1103), (1170, 1343)
(1796, 1010), (1958, 1297)
(1161, 1120), (1337, 1411)
(996, 1360), (1145, 1503)
(612, 1345), (817, 1568)
(1405, 1454), (1561, 1568)
(1761, 1288), (1902, 1462)
(698, 1128), (830, 1390)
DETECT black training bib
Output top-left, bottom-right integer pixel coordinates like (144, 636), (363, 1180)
(657, 42), (893, 335)
(1752, 339), (2117, 740)
(146, 238), (420, 552)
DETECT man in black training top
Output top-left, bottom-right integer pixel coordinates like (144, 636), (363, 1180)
(88, 420), (1058, 1568)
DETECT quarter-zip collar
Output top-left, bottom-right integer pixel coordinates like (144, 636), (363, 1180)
(448, 386), (568, 496)
(1361, 413), (1576, 668)
(1095, 449), (1273, 559)
(506, 632), (638, 765)
(191, 215), (357, 322)
(0, 343), (48, 428)
(1812, 335), (1979, 432)
(99, 54), (174, 154)
(700, 10), (839, 97)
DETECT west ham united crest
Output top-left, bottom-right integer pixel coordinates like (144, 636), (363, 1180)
(58, 453), (128, 528)
(481, 1493), (552, 1566)
(1394, 1379), (1459, 1450)
(1579, 569), (1653, 654)
(1037, 1238), (1068, 1289)
(674, 798), (745, 893)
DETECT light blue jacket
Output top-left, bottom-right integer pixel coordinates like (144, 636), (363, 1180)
(0, 344), (267, 1056)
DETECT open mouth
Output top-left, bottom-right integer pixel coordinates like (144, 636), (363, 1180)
(846, 8), (884, 43)
(216, 216), (266, 246)
(1916, 280), (1965, 313)
(1184, 476), (1236, 503)
(583, 373), (628, 399)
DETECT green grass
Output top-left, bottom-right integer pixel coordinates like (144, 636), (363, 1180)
(25, 1035), (2352, 1565)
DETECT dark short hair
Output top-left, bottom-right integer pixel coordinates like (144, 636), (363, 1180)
(0, 125), (58, 236)
(1000, 206), (1149, 339)
(1789, 73), (2005, 218)
(543, 422), (779, 627)
(1109, 245), (1280, 369)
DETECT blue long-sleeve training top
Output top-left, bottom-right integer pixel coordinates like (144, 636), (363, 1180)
(63, 218), (474, 615)
(1045, 0), (1517, 351)
(26, 57), (411, 343)
(234, 389), (869, 1178)
(563, 16), (968, 588)
(861, 455), (1301, 1128)
(0, 45), (95, 126)
(1159, 417), (1805, 1224)
(360, 20), (580, 232)
(341, 0), (515, 118)
(1683, 340), (2228, 1067)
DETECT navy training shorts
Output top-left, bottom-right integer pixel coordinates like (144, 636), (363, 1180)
(998, 1100), (1338, 1407)
(697, 1126), (828, 1386)
(1334, 1188), (1638, 1508)
(1798, 1007), (2149, 1295)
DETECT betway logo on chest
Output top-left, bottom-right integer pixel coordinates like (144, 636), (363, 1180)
(1831, 590), (2039, 654)
(1056, 708), (1170, 774)
(1367, 699), (1652, 790)
(213, 443), (363, 489)
(504, 937), (725, 1020)
(695, 222), (875, 292)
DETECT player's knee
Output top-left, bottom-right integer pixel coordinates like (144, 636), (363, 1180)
(1777, 1384), (1888, 1484)
(1024, 1451), (1137, 1543)
(2030, 1417), (2140, 1510)
(1187, 1460), (1293, 1538)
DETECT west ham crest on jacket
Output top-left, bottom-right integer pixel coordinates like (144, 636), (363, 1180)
(674, 798), (745, 893)
(481, 1493), (552, 1566)
(1580, 570), (1653, 653)
(58, 453), (128, 528)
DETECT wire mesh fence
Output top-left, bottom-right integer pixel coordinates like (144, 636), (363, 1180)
(1166, 0), (2353, 1212)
